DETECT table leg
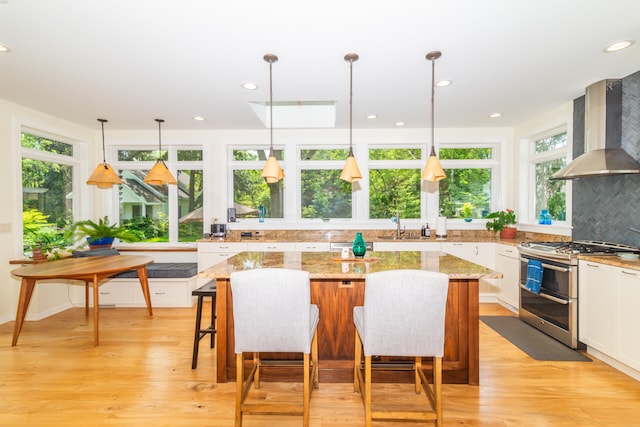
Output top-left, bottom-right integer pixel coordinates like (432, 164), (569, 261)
(12, 278), (37, 346)
(136, 266), (153, 316)
(93, 274), (100, 346)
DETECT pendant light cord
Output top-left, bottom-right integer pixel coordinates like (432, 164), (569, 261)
(349, 58), (354, 156)
(269, 59), (274, 156)
(98, 118), (108, 164)
(155, 118), (165, 161)
(430, 55), (436, 157)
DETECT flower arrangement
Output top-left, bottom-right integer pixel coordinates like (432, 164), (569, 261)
(485, 208), (516, 233)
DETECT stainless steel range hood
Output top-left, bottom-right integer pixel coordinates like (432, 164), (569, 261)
(553, 79), (640, 180)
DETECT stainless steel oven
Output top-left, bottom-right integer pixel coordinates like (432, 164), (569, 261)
(518, 240), (640, 350)
(518, 252), (578, 348)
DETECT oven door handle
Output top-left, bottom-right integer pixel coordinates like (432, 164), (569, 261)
(519, 284), (569, 304)
(520, 257), (571, 273)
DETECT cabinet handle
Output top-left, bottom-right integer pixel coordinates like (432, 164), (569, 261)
(219, 246), (229, 249)
(585, 263), (600, 268)
(505, 249), (514, 253)
(475, 246), (479, 256)
(621, 270), (638, 276)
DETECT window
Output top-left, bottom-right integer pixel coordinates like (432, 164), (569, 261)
(229, 148), (284, 220)
(21, 131), (78, 255)
(115, 146), (204, 243)
(530, 131), (567, 221)
(368, 148), (422, 219)
(300, 148), (352, 219)
(438, 147), (495, 219)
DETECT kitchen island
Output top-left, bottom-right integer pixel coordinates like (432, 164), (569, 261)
(199, 250), (501, 385)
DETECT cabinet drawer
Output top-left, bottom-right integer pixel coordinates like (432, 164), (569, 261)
(495, 244), (519, 259)
(247, 242), (297, 251)
(295, 242), (330, 252)
(197, 242), (247, 253)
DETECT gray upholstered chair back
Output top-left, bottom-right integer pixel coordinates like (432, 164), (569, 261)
(355, 269), (449, 357)
(231, 268), (318, 354)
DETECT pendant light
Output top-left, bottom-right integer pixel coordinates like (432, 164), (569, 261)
(86, 118), (123, 189)
(340, 53), (362, 183)
(421, 51), (446, 182)
(260, 53), (284, 184)
(144, 118), (177, 186)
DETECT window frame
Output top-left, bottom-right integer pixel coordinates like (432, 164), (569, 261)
(437, 143), (499, 222)
(526, 127), (569, 227)
(111, 143), (204, 244)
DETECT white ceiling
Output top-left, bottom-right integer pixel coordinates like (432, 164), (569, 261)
(1, 0), (640, 132)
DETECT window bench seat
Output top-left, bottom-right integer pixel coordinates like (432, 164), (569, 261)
(93, 262), (199, 308)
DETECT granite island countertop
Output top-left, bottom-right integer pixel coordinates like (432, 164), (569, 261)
(199, 250), (502, 280)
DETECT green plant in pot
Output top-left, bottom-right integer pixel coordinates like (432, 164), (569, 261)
(485, 208), (517, 238)
(66, 216), (138, 249)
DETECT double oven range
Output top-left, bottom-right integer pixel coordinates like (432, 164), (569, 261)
(517, 240), (640, 349)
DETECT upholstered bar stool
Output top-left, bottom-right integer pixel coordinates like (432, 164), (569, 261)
(230, 268), (319, 427)
(353, 269), (449, 427)
(191, 280), (217, 369)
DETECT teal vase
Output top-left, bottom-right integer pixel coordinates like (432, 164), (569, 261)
(352, 232), (366, 258)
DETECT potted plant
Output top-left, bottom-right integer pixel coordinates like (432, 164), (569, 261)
(485, 208), (517, 239)
(66, 216), (138, 249)
(460, 203), (474, 222)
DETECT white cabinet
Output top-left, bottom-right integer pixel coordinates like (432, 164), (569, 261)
(441, 242), (495, 269)
(579, 260), (614, 352)
(494, 244), (520, 310)
(295, 242), (331, 252)
(373, 241), (441, 251)
(247, 242), (297, 252)
(91, 275), (198, 308)
(197, 241), (248, 272)
(579, 260), (640, 377)
(615, 267), (640, 372)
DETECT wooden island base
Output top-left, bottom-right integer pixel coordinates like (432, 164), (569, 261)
(215, 276), (479, 385)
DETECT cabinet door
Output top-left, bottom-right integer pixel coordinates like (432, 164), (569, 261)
(579, 261), (614, 352)
(373, 241), (441, 251)
(295, 242), (331, 252)
(496, 253), (520, 309)
(247, 242), (297, 252)
(442, 242), (494, 269)
(615, 267), (640, 371)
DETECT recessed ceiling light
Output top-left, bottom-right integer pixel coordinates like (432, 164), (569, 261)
(241, 82), (258, 90)
(436, 80), (452, 87)
(489, 112), (502, 118)
(366, 114), (377, 119)
(193, 115), (205, 121)
(0, 43), (11, 53)
(395, 121), (405, 126)
(604, 39), (635, 53)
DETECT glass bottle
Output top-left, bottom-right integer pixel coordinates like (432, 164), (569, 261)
(258, 205), (265, 223)
(352, 232), (366, 258)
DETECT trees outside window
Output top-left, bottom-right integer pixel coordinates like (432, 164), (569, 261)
(369, 148), (422, 219)
(115, 147), (204, 242)
(21, 131), (77, 254)
(438, 147), (495, 219)
(531, 132), (567, 221)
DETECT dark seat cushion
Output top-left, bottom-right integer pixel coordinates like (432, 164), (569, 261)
(110, 262), (198, 279)
(72, 248), (120, 257)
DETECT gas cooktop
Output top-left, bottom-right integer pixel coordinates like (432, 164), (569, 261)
(518, 240), (640, 263)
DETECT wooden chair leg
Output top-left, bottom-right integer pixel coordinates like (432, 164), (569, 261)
(364, 355), (372, 427)
(253, 352), (260, 388)
(435, 357), (443, 427)
(235, 353), (244, 427)
(312, 329), (319, 390)
(354, 330), (362, 392)
(303, 352), (310, 427)
(415, 357), (422, 394)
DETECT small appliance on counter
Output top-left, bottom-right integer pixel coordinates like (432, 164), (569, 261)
(210, 220), (227, 237)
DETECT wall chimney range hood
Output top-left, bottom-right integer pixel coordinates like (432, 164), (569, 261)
(553, 79), (640, 180)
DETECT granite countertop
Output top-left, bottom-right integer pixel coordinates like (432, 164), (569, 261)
(578, 254), (640, 271)
(199, 250), (503, 280)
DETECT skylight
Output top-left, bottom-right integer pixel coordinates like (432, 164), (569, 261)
(249, 100), (337, 128)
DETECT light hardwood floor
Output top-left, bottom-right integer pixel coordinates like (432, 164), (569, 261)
(1, 302), (640, 426)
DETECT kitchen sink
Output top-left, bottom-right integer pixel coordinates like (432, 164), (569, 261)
(377, 235), (422, 240)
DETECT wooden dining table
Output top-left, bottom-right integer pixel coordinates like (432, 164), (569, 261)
(10, 255), (154, 346)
